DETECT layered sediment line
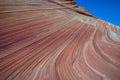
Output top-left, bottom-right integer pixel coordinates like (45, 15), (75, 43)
(0, 0), (120, 80)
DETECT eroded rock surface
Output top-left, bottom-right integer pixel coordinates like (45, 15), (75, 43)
(0, 0), (120, 80)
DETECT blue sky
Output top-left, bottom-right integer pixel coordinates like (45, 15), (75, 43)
(74, 0), (120, 26)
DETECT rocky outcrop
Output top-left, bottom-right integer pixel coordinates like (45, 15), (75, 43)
(0, 0), (120, 80)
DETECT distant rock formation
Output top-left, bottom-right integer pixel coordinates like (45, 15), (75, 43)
(0, 0), (120, 80)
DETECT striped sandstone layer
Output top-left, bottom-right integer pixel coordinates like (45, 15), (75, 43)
(0, 0), (120, 80)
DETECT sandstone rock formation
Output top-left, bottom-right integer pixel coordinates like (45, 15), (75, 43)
(0, 0), (120, 80)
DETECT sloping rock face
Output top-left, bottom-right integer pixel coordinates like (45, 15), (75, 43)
(0, 0), (120, 80)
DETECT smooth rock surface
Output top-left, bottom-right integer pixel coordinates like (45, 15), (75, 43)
(0, 0), (120, 80)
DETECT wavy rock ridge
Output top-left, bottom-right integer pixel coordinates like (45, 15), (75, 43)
(0, 0), (120, 80)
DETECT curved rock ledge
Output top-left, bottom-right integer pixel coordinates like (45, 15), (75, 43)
(0, 0), (120, 80)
